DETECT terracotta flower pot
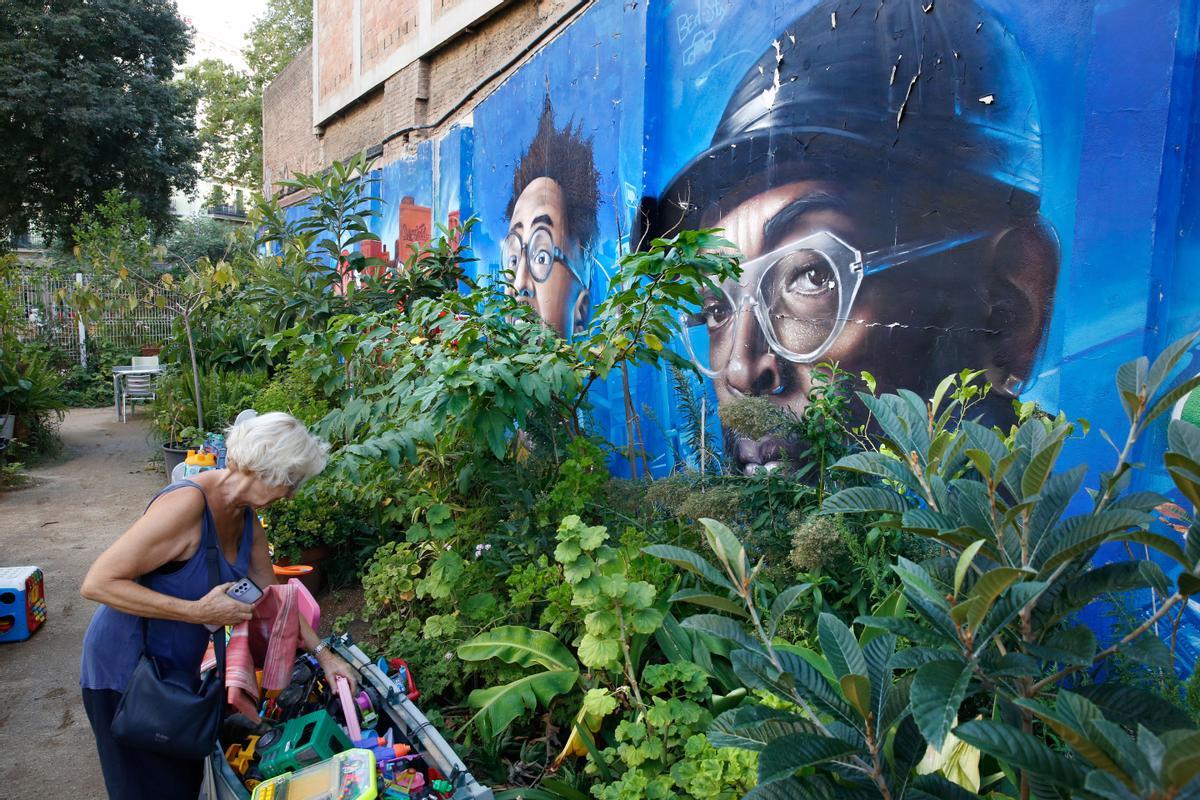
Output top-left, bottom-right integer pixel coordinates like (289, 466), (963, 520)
(275, 545), (330, 594)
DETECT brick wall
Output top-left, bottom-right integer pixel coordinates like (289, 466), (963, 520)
(263, 0), (583, 200)
(361, 0), (419, 75)
(317, 0), (354, 104)
(261, 44), (322, 195)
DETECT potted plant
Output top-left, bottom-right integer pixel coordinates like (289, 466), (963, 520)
(260, 483), (348, 592)
(152, 374), (206, 477)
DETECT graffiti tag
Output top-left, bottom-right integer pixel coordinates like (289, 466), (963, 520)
(677, 0), (728, 66)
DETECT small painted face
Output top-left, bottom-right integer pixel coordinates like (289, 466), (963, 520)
(504, 176), (585, 337)
(706, 180), (975, 473)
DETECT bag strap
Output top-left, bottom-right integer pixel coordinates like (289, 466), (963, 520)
(139, 482), (227, 680)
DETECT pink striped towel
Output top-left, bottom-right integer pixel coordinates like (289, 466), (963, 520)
(203, 582), (301, 721)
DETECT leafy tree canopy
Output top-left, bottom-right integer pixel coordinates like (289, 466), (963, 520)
(181, 59), (259, 188)
(245, 0), (312, 94)
(179, 0), (312, 190)
(0, 0), (200, 245)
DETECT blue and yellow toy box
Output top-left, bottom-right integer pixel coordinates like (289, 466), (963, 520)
(0, 566), (46, 643)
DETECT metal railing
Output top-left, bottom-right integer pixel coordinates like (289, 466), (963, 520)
(2, 270), (179, 365)
(206, 204), (248, 219)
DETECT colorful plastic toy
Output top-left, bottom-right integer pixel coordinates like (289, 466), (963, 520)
(225, 734), (262, 776)
(355, 691), (380, 730)
(384, 767), (424, 795)
(352, 728), (411, 764)
(0, 566), (46, 643)
(372, 657), (420, 702)
(250, 748), (377, 800)
(257, 709), (353, 779)
(336, 674), (363, 740)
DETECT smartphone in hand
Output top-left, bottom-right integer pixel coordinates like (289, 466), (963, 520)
(226, 577), (263, 605)
(205, 577), (264, 631)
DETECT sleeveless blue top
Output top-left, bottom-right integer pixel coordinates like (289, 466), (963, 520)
(80, 479), (254, 693)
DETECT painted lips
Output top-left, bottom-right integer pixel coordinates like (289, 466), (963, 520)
(734, 435), (804, 475)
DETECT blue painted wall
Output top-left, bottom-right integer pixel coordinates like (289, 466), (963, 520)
(354, 0), (1200, 657)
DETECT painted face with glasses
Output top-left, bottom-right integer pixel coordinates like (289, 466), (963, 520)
(685, 179), (1014, 474)
(503, 177), (590, 338)
(684, 230), (985, 377)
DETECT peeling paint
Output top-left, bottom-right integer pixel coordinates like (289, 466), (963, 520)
(896, 69), (922, 128)
(761, 39), (783, 111)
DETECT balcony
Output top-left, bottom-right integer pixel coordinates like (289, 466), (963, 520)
(206, 204), (248, 220)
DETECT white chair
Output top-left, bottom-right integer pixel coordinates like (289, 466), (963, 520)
(121, 372), (156, 422)
(131, 355), (160, 369)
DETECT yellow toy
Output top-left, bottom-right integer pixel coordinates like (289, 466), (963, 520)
(226, 735), (262, 776)
(250, 748), (377, 800)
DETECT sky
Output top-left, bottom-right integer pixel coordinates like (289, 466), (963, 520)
(176, 0), (270, 70)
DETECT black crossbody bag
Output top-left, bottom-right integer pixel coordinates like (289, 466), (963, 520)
(110, 492), (227, 759)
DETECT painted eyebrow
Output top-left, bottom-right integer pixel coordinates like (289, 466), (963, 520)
(531, 214), (554, 228)
(509, 221), (523, 233)
(762, 191), (848, 250)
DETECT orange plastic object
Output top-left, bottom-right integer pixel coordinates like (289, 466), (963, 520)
(272, 564), (313, 577)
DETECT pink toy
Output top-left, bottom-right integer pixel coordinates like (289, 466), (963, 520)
(335, 674), (362, 740)
(385, 767), (425, 794)
(289, 577), (320, 630)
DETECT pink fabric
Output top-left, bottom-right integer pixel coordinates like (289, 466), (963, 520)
(203, 582), (301, 721)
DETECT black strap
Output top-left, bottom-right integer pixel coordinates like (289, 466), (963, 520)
(139, 482), (227, 680)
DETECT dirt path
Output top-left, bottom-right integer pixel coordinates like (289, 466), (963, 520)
(0, 407), (165, 798)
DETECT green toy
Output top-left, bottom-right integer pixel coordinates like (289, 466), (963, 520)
(257, 709), (353, 779)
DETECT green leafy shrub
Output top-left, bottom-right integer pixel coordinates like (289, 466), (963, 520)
(152, 367), (267, 444)
(717, 395), (794, 443)
(1, 345), (66, 461)
(788, 513), (849, 571)
(263, 473), (377, 583)
(362, 540), (426, 635)
(644, 332), (1200, 799)
(589, 662), (757, 800)
(252, 359), (329, 425)
(30, 338), (139, 408)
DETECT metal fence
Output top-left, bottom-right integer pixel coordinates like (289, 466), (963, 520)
(3, 270), (179, 365)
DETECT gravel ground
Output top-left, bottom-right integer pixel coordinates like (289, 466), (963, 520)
(0, 407), (165, 798)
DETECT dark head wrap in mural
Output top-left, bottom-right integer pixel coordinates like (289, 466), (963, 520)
(642, 0), (1060, 474)
(503, 97), (600, 338)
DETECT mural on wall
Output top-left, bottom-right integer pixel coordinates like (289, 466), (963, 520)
(368, 143), (434, 270)
(641, 0), (1059, 475)
(461, 0), (673, 473)
(349, 0), (1198, 500)
(435, 124), (472, 240)
(315, 0), (1199, 657)
(500, 98), (598, 339)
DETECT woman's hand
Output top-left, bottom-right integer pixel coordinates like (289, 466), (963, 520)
(192, 582), (256, 627)
(317, 649), (359, 695)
